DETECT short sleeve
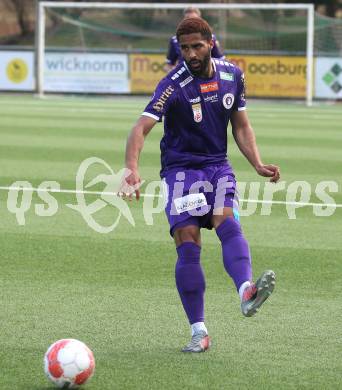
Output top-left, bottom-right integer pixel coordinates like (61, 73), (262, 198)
(234, 68), (247, 111)
(142, 78), (177, 121)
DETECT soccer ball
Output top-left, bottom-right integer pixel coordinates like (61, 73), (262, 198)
(44, 339), (95, 388)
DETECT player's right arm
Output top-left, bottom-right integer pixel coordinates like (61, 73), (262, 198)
(124, 116), (157, 199)
(124, 78), (176, 199)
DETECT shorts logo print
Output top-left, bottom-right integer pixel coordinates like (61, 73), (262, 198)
(174, 193), (207, 213)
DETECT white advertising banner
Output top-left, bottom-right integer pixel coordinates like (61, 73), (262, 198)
(44, 53), (129, 93)
(0, 51), (34, 91)
(315, 57), (342, 99)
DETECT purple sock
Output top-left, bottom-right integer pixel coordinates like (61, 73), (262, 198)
(216, 218), (252, 291)
(175, 242), (205, 325)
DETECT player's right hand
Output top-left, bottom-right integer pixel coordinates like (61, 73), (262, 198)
(119, 168), (142, 201)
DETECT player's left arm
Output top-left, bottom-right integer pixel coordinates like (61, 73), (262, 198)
(230, 110), (280, 183)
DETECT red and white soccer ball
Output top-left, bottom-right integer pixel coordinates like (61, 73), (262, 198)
(44, 339), (95, 388)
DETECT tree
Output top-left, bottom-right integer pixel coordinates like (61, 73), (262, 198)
(6, 0), (35, 37)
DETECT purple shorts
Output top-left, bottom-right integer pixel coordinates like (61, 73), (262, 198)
(163, 164), (238, 236)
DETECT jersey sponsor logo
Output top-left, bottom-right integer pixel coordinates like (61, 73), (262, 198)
(204, 93), (218, 103)
(222, 93), (235, 109)
(171, 66), (186, 80)
(174, 193), (207, 213)
(200, 81), (219, 93)
(152, 85), (175, 112)
(180, 76), (193, 88)
(189, 96), (201, 103)
(192, 103), (203, 123)
(220, 71), (234, 81)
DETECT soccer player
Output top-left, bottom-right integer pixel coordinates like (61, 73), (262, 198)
(124, 17), (280, 352)
(165, 7), (225, 72)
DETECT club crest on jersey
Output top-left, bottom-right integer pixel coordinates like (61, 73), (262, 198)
(200, 82), (218, 93)
(222, 93), (235, 109)
(192, 103), (202, 123)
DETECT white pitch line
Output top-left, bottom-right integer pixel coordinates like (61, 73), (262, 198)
(0, 186), (158, 198)
(0, 186), (341, 208)
(240, 199), (341, 208)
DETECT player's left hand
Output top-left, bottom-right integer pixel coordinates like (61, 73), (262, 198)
(256, 164), (280, 183)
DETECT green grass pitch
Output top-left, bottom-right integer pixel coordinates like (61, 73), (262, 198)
(0, 94), (341, 389)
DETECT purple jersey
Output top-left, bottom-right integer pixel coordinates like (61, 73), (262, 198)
(142, 59), (246, 177)
(166, 34), (224, 65)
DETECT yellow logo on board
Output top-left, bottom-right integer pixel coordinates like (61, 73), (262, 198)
(6, 59), (28, 83)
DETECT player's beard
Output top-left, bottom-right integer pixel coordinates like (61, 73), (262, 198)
(187, 49), (211, 77)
